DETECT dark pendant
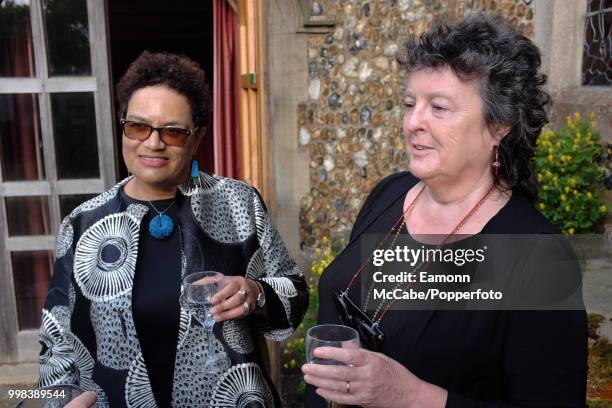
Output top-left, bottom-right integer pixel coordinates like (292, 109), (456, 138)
(148, 214), (174, 239)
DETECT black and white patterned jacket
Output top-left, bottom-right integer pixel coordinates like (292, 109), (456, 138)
(39, 173), (308, 407)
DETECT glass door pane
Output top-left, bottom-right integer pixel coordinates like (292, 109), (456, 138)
(42, 0), (92, 76)
(51, 92), (99, 179)
(11, 251), (53, 330)
(5, 196), (51, 236)
(0, 93), (45, 181)
(59, 193), (95, 218)
(0, 0), (36, 77)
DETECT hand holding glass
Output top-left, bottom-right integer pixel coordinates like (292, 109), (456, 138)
(306, 324), (360, 407)
(181, 271), (231, 373)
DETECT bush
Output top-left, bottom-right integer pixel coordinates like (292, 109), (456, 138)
(534, 112), (608, 234)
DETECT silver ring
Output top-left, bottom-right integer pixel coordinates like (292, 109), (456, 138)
(346, 381), (350, 393)
(242, 301), (250, 315)
(238, 289), (248, 301)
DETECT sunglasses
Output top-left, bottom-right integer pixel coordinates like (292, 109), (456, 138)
(120, 119), (197, 147)
(333, 289), (385, 352)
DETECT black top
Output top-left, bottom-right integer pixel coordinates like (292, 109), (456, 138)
(307, 172), (587, 408)
(123, 191), (182, 408)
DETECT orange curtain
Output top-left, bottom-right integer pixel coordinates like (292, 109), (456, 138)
(213, 0), (242, 179)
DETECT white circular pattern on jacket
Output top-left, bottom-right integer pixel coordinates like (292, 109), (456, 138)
(253, 195), (267, 239)
(171, 324), (227, 407)
(69, 333), (95, 391)
(190, 178), (256, 243)
(74, 213), (139, 302)
(56, 217), (74, 258)
(245, 248), (265, 280)
(50, 305), (71, 331)
(253, 199), (304, 279)
(68, 284), (76, 315)
(262, 327), (294, 343)
(126, 203), (149, 221)
(210, 363), (275, 408)
(88, 382), (109, 408)
(177, 307), (191, 349)
(222, 319), (254, 354)
(125, 352), (157, 408)
(260, 277), (297, 324)
(178, 172), (224, 196)
(90, 295), (140, 370)
(39, 309), (75, 387)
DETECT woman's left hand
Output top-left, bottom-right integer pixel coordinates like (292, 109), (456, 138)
(210, 276), (260, 321)
(302, 346), (447, 408)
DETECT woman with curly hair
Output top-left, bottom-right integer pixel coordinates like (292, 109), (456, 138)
(38, 51), (308, 407)
(304, 13), (587, 407)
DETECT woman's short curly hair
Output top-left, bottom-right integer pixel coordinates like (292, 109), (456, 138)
(398, 13), (550, 202)
(116, 51), (211, 129)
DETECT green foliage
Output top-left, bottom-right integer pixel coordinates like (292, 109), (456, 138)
(534, 112), (608, 234)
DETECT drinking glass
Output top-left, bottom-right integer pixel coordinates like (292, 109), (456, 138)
(14, 384), (83, 407)
(306, 324), (360, 408)
(181, 271), (231, 373)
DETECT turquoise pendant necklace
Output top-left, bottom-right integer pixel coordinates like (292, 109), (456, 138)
(147, 200), (176, 239)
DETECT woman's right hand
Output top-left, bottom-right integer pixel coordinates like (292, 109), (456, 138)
(65, 391), (97, 408)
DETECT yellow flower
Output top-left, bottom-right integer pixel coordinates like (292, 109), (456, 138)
(548, 147), (553, 154)
(543, 185), (549, 191)
(574, 112), (581, 121)
(555, 142), (561, 148)
(563, 186), (569, 193)
(586, 192), (592, 199)
(548, 154), (553, 163)
(572, 190), (578, 195)
(315, 247), (321, 256)
(560, 194), (566, 202)
(599, 205), (607, 213)
(565, 205), (571, 212)
(568, 178), (576, 186)
(322, 236), (329, 244)
(538, 203), (545, 210)
(568, 228), (575, 235)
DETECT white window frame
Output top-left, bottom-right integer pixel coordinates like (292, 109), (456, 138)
(0, 0), (115, 363)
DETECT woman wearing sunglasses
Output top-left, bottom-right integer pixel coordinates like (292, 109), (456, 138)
(304, 13), (587, 408)
(38, 51), (308, 407)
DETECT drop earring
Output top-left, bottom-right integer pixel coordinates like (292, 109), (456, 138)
(492, 145), (500, 178)
(179, 159), (202, 196)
